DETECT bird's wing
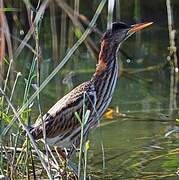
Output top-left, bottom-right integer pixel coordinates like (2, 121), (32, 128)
(31, 81), (96, 140)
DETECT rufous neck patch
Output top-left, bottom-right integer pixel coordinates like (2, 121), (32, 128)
(95, 40), (108, 74)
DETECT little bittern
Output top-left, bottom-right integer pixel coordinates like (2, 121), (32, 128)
(30, 21), (152, 157)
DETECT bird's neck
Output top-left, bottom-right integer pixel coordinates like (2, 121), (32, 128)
(89, 39), (119, 121)
(92, 39), (119, 82)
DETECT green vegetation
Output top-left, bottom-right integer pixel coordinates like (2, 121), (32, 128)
(0, 0), (179, 179)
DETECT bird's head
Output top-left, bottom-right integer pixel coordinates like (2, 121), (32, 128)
(102, 21), (153, 46)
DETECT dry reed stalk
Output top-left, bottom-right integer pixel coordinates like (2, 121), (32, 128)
(50, 1), (59, 65)
(0, 0), (5, 86)
(166, 0), (178, 113)
(14, 0), (49, 59)
(116, 0), (120, 20)
(107, 0), (115, 29)
(59, 5), (67, 59)
(55, 0), (99, 59)
(0, 88), (54, 179)
(74, 0), (79, 24)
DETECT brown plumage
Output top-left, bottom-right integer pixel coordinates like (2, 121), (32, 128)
(30, 21), (153, 157)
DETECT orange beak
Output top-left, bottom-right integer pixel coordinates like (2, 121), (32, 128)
(128, 22), (153, 33)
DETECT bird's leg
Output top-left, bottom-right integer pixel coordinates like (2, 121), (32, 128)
(55, 147), (67, 179)
(55, 147), (78, 179)
(55, 147), (66, 162)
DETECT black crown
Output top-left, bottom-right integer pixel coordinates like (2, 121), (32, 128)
(112, 22), (130, 32)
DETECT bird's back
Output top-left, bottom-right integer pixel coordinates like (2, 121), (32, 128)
(30, 80), (96, 148)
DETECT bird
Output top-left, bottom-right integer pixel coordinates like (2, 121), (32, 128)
(30, 21), (153, 158)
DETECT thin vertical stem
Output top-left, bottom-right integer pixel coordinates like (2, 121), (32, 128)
(50, 1), (58, 64)
(35, 6), (52, 174)
(166, 0), (178, 113)
(1, 59), (13, 109)
(60, 7), (67, 59)
(0, 0), (5, 87)
(132, 0), (141, 60)
(107, 0), (115, 29)
(2, 1), (14, 87)
(0, 88), (53, 179)
(74, 0), (79, 20)
(6, 72), (21, 113)
(78, 92), (86, 178)
(115, 0), (120, 20)
(134, 0), (141, 22)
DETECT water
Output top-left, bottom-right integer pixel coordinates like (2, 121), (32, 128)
(86, 28), (179, 178)
(13, 23), (178, 179)
(2, 1), (179, 179)
(32, 32), (178, 178)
